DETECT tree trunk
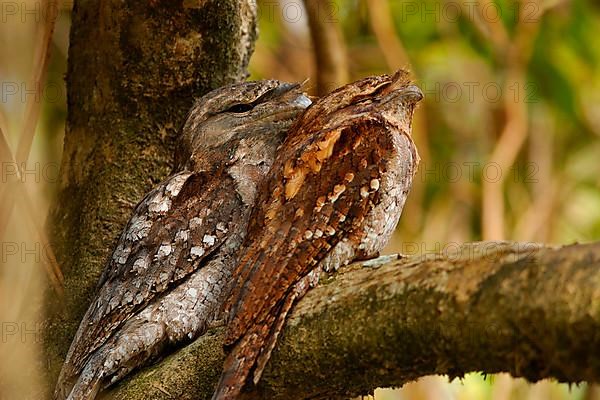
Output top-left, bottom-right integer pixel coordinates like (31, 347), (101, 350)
(44, 0), (257, 393)
(105, 241), (600, 399)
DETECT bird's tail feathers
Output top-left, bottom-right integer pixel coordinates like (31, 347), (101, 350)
(53, 377), (72, 400)
(214, 274), (315, 399)
(60, 356), (104, 400)
(54, 361), (77, 400)
(212, 330), (262, 400)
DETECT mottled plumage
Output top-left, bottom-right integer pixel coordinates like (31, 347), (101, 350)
(213, 71), (422, 399)
(54, 80), (311, 400)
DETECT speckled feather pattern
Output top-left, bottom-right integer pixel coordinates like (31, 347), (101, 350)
(54, 80), (311, 400)
(214, 71), (421, 399)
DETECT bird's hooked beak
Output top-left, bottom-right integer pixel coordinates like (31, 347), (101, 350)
(361, 70), (422, 114)
(397, 84), (424, 104)
(271, 82), (300, 97)
(377, 77), (423, 133)
(378, 82), (424, 116)
(274, 82), (312, 109)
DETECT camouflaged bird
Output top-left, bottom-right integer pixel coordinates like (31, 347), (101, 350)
(54, 80), (311, 400)
(213, 71), (422, 399)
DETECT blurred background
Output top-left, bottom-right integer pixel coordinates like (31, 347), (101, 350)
(1, 0), (599, 398)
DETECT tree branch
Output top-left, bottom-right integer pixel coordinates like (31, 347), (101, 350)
(105, 241), (600, 399)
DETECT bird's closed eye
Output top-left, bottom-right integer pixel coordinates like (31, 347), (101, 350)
(226, 103), (254, 113)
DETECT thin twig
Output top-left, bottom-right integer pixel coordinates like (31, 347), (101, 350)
(15, 0), (61, 165)
(0, 126), (64, 297)
(304, 0), (349, 95)
(0, 0), (64, 296)
(481, 0), (543, 240)
(366, 0), (411, 69)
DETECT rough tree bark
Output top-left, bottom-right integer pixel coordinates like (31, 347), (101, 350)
(44, 0), (257, 393)
(99, 241), (600, 399)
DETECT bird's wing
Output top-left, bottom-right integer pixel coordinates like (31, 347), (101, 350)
(64, 169), (243, 375)
(224, 116), (406, 347)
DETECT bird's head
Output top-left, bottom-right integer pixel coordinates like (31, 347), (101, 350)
(178, 80), (311, 170)
(293, 70), (422, 136)
(370, 71), (423, 134)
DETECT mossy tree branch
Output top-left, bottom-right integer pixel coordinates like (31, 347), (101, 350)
(106, 241), (600, 399)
